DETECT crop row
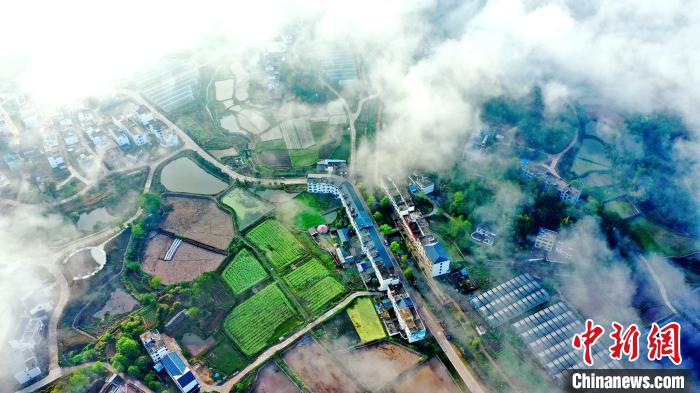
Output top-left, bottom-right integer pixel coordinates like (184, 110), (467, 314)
(223, 284), (298, 356)
(283, 259), (329, 291)
(221, 249), (268, 296)
(303, 277), (347, 313)
(246, 220), (306, 270)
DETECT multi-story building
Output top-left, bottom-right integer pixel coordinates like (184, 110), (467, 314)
(147, 119), (179, 147)
(521, 161), (581, 203)
(387, 283), (427, 342)
(381, 176), (451, 277)
(140, 330), (199, 393)
(308, 171), (425, 343)
(407, 174), (435, 195)
(534, 228), (557, 252)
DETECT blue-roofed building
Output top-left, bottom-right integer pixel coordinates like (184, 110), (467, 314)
(161, 352), (200, 393)
(424, 242), (451, 276)
(338, 228), (350, 245)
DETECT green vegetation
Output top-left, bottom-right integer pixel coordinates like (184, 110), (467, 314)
(45, 362), (109, 393)
(604, 199), (637, 219)
(138, 192), (161, 214)
(223, 284), (299, 356)
(346, 297), (386, 343)
(289, 147), (320, 168)
(221, 249), (268, 296)
(302, 277), (346, 313)
(246, 220), (307, 270)
(276, 192), (337, 230)
(283, 259), (346, 314)
(279, 62), (330, 103)
(205, 338), (247, 376)
(176, 110), (249, 151)
(222, 188), (273, 230)
(628, 218), (700, 256)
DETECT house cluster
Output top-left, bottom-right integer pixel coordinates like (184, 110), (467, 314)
(381, 176), (451, 277)
(139, 330), (200, 393)
(111, 105), (179, 148)
(308, 167), (427, 343)
(9, 290), (54, 386)
(520, 160), (581, 203)
(530, 227), (572, 264)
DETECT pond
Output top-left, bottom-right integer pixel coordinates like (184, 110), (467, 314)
(77, 207), (115, 232)
(160, 157), (228, 195)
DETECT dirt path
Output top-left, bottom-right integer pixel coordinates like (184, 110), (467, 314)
(201, 291), (380, 393)
(546, 102), (581, 178)
(319, 79), (377, 175)
(639, 254), (678, 314)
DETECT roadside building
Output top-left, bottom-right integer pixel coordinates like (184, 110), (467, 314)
(139, 330), (200, 393)
(521, 161), (580, 203)
(381, 176), (450, 277)
(107, 126), (130, 147)
(387, 283), (427, 343)
(46, 153), (65, 169)
(407, 174), (435, 195)
(471, 227), (496, 246)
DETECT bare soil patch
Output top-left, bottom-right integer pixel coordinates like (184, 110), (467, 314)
(161, 196), (234, 250)
(338, 341), (421, 391)
(253, 362), (301, 393)
(142, 234), (226, 284)
(389, 357), (461, 393)
(93, 288), (139, 319)
(283, 337), (361, 393)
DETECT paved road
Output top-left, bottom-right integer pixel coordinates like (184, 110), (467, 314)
(639, 254), (678, 314)
(201, 291), (380, 393)
(122, 90), (307, 186)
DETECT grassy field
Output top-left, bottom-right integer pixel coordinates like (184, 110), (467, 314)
(605, 199), (638, 219)
(246, 220), (307, 270)
(289, 147), (320, 168)
(276, 192), (338, 230)
(222, 188), (273, 230)
(577, 138), (611, 165)
(580, 171), (614, 188)
(629, 217), (700, 256)
(347, 297), (386, 343)
(223, 284), (299, 356)
(571, 158), (609, 176)
(284, 258), (347, 314)
(205, 338), (248, 375)
(221, 249), (269, 296)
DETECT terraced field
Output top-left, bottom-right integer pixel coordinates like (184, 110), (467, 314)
(221, 249), (269, 295)
(246, 220), (307, 270)
(223, 284), (299, 356)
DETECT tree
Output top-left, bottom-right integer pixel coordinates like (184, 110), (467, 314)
(150, 275), (162, 289)
(126, 261), (141, 273)
(390, 241), (402, 254)
(379, 196), (391, 209)
(116, 336), (140, 359)
(132, 221), (146, 238)
(379, 224), (393, 235)
(186, 306), (200, 317)
(404, 267), (414, 281)
(141, 293), (156, 307)
(449, 191), (465, 216)
(373, 211), (383, 222)
(139, 192), (161, 215)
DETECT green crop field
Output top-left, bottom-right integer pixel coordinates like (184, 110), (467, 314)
(283, 259), (329, 291)
(276, 192), (338, 230)
(629, 218), (700, 257)
(289, 147), (320, 168)
(205, 338), (247, 375)
(246, 220), (306, 270)
(223, 284), (299, 356)
(347, 297), (386, 343)
(604, 199), (638, 219)
(221, 249), (268, 295)
(222, 188), (273, 230)
(283, 259), (346, 314)
(303, 277), (346, 313)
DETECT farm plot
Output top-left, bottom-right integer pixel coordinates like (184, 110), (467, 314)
(388, 357), (462, 393)
(142, 234), (226, 284)
(580, 171), (614, 188)
(246, 220), (307, 270)
(276, 192), (337, 229)
(577, 138), (611, 166)
(283, 338), (362, 393)
(339, 341), (421, 392)
(221, 249), (268, 296)
(222, 188), (273, 231)
(161, 196), (234, 250)
(280, 119), (315, 149)
(220, 114), (242, 134)
(181, 333), (215, 357)
(284, 259), (346, 313)
(205, 338), (248, 376)
(223, 284), (299, 356)
(253, 362), (301, 393)
(93, 289), (139, 319)
(604, 199), (639, 219)
(346, 297), (386, 343)
(215, 79), (234, 101)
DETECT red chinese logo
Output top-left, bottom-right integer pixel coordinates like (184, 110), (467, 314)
(572, 320), (682, 366)
(647, 322), (682, 365)
(572, 319), (604, 366)
(609, 322), (640, 361)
